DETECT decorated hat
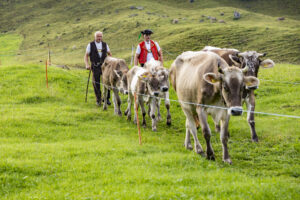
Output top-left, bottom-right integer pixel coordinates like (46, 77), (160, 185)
(141, 29), (153, 35)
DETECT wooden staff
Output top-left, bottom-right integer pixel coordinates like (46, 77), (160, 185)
(85, 69), (92, 102)
(134, 92), (142, 145)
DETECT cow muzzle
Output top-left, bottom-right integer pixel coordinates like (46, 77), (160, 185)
(161, 86), (169, 92)
(153, 92), (159, 96)
(124, 90), (129, 95)
(246, 85), (258, 90)
(228, 106), (243, 116)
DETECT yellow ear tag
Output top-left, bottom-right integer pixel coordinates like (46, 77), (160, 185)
(264, 63), (269, 67)
(211, 79), (217, 83)
(142, 75), (147, 78)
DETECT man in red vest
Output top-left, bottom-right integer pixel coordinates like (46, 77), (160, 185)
(134, 29), (163, 67)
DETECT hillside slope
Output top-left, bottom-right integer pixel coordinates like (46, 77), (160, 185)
(0, 0), (299, 66)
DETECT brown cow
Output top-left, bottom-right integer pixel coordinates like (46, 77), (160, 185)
(102, 57), (129, 116)
(170, 51), (259, 164)
(202, 46), (275, 142)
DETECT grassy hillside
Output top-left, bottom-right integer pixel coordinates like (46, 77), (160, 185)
(0, 61), (299, 199)
(0, 0), (299, 66)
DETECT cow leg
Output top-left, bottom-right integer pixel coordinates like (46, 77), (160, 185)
(150, 97), (157, 131)
(125, 93), (133, 121)
(165, 92), (171, 126)
(113, 88), (122, 116)
(220, 116), (232, 164)
(246, 91), (258, 142)
(103, 86), (108, 111)
(197, 107), (215, 160)
(183, 108), (204, 156)
(156, 98), (162, 121)
(214, 122), (220, 133)
(184, 119), (193, 150)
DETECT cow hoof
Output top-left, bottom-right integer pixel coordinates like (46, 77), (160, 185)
(196, 150), (205, 157)
(103, 106), (107, 111)
(124, 110), (128, 116)
(133, 120), (137, 125)
(157, 115), (162, 121)
(223, 158), (232, 165)
(252, 136), (259, 143)
(127, 116), (131, 121)
(152, 128), (157, 132)
(166, 120), (171, 126)
(143, 123), (146, 128)
(185, 144), (193, 151)
(207, 154), (215, 161)
(117, 112), (122, 117)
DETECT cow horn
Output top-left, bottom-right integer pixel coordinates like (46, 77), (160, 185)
(257, 52), (267, 57)
(237, 52), (246, 57)
(241, 66), (249, 73)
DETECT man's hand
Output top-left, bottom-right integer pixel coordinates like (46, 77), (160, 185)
(86, 65), (91, 70)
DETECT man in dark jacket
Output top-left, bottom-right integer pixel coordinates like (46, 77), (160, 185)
(84, 31), (112, 106)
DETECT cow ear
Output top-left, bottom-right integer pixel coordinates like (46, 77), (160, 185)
(229, 54), (241, 67)
(203, 73), (220, 85)
(138, 72), (150, 82)
(244, 76), (260, 90)
(260, 59), (275, 68)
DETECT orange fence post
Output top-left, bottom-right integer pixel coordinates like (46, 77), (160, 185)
(45, 60), (48, 88)
(134, 92), (142, 145)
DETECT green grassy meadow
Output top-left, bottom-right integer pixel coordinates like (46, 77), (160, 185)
(0, 0), (300, 199)
(0, 63), (299, 199)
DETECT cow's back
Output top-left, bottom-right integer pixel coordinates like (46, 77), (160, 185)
(170, 51), (223, 103)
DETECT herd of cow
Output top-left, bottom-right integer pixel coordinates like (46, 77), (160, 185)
(100, 46), (275, 164)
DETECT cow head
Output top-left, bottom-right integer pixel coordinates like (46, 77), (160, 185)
(203, 66), (259, 116)
(114, 69), (129, 95)
(156, 68), (170, 92)
(229, 51), (275, 77)
(138, 72), (160, 97)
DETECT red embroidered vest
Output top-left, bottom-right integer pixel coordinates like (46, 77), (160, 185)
(138, 40), (159, 64)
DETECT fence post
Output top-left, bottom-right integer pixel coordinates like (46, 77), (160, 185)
(45, 60), (48, 88)
(130, 45), (134, 66)
(47, 48), (51, 66)
(134, 92), (142, 145)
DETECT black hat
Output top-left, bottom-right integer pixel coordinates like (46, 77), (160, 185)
(141, 29), (153, 35)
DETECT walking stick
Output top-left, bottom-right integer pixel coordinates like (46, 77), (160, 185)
(85, 69), (92, 102)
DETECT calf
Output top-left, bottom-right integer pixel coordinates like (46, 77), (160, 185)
(203, 46), (275, 142)
(170, 51), (259, 164)
(145, 60), (171, 125)
(102, 57), (129, 116)
(124, 66), (160, 131)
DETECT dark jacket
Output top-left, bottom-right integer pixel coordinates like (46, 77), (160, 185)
(89, 41), (107, 65)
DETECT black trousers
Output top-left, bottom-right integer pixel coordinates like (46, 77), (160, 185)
(91, 64), (110, 103)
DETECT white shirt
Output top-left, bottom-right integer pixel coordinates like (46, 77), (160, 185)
(86, 41), (110, 58)
(136, 40), (160, 62)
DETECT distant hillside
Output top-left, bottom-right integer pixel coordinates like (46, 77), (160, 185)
(0, 0), (299, 66)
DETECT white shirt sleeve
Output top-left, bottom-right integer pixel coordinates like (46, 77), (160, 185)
(86, 43), (91, 54)
(136, 44), (141, 55)
(106, 44), (110, 52)
(154, 41), (161, 52)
